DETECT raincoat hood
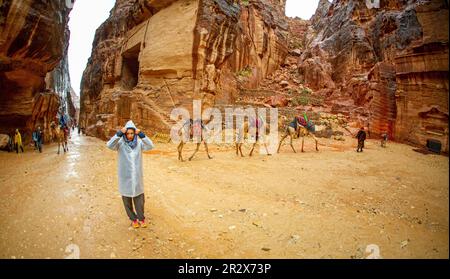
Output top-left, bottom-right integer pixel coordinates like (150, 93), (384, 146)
(123, 120), (138, 149)
(125, 120), (137, 130)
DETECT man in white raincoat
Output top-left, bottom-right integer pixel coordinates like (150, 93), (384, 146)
(107, 120), (154, 228)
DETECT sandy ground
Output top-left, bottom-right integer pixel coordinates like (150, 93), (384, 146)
(0, 131), (448, 259)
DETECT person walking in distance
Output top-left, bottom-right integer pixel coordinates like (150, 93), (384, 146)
(356, 127), (367, 153)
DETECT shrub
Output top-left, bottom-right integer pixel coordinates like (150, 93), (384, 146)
(241, 0), (250, 6)
(291, 95), (309, 106)
(236, 66), (252, 78)
(290, 87), (323, 106)
(301, 88), (312, 95)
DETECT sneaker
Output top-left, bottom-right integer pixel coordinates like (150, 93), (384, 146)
(131, 220), (140, 228)
(139, 219), (147, 228)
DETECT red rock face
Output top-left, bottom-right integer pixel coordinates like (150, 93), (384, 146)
(193, 0), (289, 105)
(79, 0), (448, 152)
(297, 0), (449, 152)
(79, 0), (289, 139)
(0, 0), (75, 142)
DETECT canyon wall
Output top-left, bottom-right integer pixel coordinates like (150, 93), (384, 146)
(79, 0), (289, 139)
(80, 0), (448, 153)
(297, 0), (448, 151)
(0, 0), (75, 143)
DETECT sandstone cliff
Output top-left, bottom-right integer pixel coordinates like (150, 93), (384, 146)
(80, 0), (448, 153)
(80, 0), (289, 139)
(0, 0), (75, 142)
(297, 0), (449, 151)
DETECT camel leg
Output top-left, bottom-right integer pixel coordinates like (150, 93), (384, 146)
(277, 133), (288, 153)
(236, 128), (245, 157)
(259, 125), (271, 156)
(177, 142), (185, 161)
(178, 129), (187, 162)
(312, 134), (319, 151)
(239, 144), (245, 157)
(204, 141), (213, 159)
(57, 141), (60, 154)
(236, 143), (245, 157)
(189, 143), (201, 161)
(301, 136), (305, 153)
(236, 143), (244, 157)
(263, 140), (271, 156)
(249, 142), (257, 157)
(289, 133), (296, 153)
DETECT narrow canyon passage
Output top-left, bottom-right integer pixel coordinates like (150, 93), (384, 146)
(0, 133), (447, 259)
(0, 0), (448, 266)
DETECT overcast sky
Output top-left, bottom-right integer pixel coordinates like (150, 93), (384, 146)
(286, 0), (321, 19)
(68, 0), (321, 96)
(68, 0), (115, 96)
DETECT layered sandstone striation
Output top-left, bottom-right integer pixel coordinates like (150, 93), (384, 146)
(79, 0), (289, 139)
(297, 0), (449, 151)
(0, 0), (76, 143)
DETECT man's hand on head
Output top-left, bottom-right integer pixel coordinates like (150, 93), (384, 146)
(135, 128), (141, 135)
(121, 127), (126, 134)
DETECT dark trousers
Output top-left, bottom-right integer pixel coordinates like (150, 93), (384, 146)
(34, 141), (42, 152)
(15, 143), (24, 153)
(357, 140), (365, 152)
(122, 193), (145, 221)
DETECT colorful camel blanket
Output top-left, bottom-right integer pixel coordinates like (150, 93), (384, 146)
(289, 116), (315, 132)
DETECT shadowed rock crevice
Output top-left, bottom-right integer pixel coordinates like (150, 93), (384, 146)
(0, 0), (77, 142)
(121, 44), (141, 90)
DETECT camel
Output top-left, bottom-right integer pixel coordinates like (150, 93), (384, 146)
(50, 121), (69, 154)
(235, 116), (271, 157)
(277, 116), (319, 153)
(177, 119), (213, 162)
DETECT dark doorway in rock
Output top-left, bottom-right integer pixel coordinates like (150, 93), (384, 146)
(121, 44), (140, 90)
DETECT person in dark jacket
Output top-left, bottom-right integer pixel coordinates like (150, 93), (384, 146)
(32, 126), (44, 153)
(381, 131), (388, 148)
(7, 133), (14, 152)
(356, 127), (367, 152)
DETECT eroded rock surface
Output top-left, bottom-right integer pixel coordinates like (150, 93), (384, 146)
(80, 0), (289, 139)
(297, 0), (448, 151)
(0, 0), (76, 142)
